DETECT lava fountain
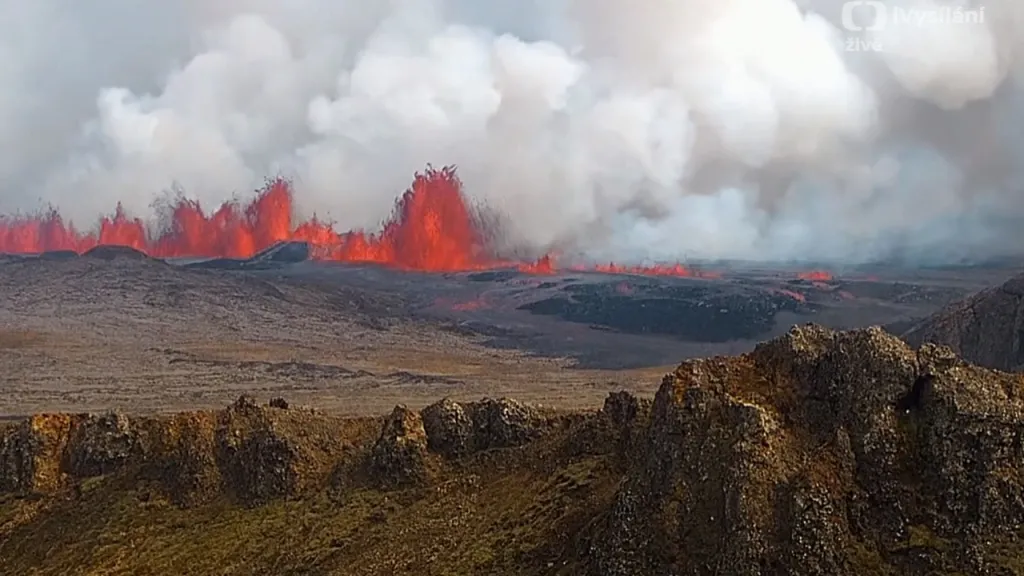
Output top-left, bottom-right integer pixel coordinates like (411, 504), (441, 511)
(0, 165), (707, 277)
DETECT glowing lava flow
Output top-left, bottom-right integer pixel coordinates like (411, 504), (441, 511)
(798, 270), (833, 281)
(0, 165), (707, 277)
(299, 166), (496, 271)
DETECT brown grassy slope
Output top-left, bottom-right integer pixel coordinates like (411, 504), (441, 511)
(0, 461), (619, 575)
(0, 255), (664, 416)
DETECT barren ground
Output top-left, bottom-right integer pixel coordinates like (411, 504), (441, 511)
(0, 249), (1016, 416)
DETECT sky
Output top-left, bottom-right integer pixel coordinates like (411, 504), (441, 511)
(1, 0), (1022, 264)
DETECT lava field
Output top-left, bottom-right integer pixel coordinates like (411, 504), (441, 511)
(6, 239), (1005, 368)
(1, 166), (1020, 415)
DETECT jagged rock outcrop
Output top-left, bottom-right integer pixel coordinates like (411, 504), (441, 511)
(140, 411), (221, 506)
(217, 425), (299, 505)
(599, 391), (652, 466)
(0, 395), (550, 507)
(3, 412), (140, 492)
(421, 398), (473, 457)
(421, 397), (543, 458)
(212, 395), (351, 505)
(903, 271), (1024, 371)
(369, 405), (430, 488)
(602, 391), (649, 429)
(64, 412), (136, 478)
(471, 397), (542, 449)
(591, 324), (1024, 575)
(0, 415), (75, 494)
(4, 332), (1024, 575)
(0, 395), (354, 507)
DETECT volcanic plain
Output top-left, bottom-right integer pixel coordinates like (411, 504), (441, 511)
(1, 243), (1015, 417)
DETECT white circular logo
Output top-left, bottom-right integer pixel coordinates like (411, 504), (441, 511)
(841, 1), (888, 31)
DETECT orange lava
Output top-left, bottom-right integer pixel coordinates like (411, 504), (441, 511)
(798, 270), (833, 281)
(779, 289), (806, 302)
(518, 253), (556, 275)
(451, 297), (489, 311)
(0, 164), (713, 278)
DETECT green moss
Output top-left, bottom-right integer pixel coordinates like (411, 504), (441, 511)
(988, 533), (1024, 574)
(904, 524), (951, 552)
(847, 539), (897, 576)
(0, 429), (617, 576)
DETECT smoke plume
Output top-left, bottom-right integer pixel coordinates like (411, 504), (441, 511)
(1, 0), (1021, 265)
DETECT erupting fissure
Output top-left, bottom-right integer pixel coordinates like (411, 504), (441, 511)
(0, 165), (706, 277)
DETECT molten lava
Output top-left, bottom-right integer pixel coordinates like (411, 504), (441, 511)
(779, 289), (806, 302)
(798, 270), (833, 282)
(0, 164), (715, 278)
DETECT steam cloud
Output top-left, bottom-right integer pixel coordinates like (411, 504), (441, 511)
(1, 0), (1022, 265)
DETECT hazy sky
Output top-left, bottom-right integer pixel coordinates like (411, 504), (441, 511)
(1, 0), (1022, 264)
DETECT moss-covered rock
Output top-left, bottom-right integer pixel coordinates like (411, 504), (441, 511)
(591, 324), (1024, 575)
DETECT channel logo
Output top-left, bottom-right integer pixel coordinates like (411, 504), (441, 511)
(841, 0), (888, 32)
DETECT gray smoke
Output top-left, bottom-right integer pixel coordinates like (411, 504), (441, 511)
(1, 0), (1021, 264)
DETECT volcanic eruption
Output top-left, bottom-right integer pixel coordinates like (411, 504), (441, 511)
(0, 165), (708, 277)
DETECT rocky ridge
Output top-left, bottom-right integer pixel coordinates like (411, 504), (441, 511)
(2, 324), (1024, 575)
(903, 270), (1024, 372)
(596, 324), (1024, 575)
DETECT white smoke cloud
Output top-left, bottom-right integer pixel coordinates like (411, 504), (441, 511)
(0, 0), (1020, 264)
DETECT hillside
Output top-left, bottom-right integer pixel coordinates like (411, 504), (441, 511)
(5, 244), (1008, 417)
(902, 271), (1024, 372)
(3, 325), (1023, 575)
(0, 249), (666, 416)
